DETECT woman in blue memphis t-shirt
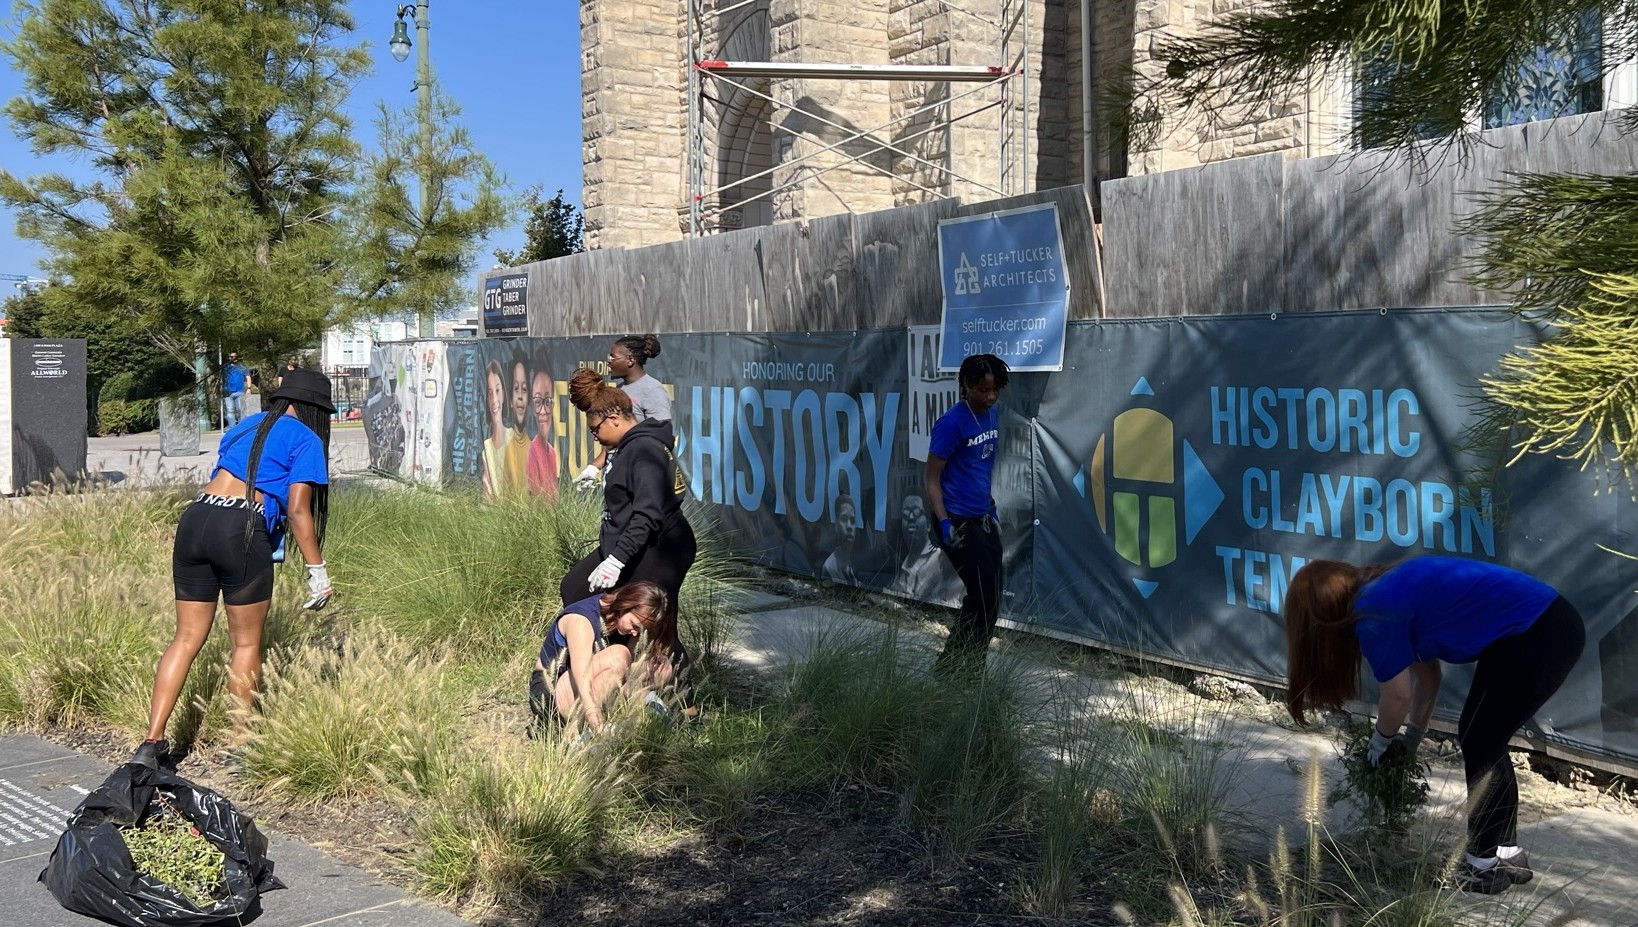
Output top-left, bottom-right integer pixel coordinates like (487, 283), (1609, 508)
(924, 353), (1009, 678)
(131, 368), (338, 771)
(1283, 556), (1585, 895)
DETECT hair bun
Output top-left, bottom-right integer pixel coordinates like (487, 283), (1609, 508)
(567, 368), (604, 412)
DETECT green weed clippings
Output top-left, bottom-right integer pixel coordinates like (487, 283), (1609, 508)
(122, 796), (226, 910)
(1328, 719), (1431, 835)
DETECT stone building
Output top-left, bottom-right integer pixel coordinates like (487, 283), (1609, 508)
(580, 0), (1626, 251)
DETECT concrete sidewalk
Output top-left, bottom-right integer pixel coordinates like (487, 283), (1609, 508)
(0, 735), (472, 927)
(84, 426), (374, 488)
(721, 590), (1638, 927)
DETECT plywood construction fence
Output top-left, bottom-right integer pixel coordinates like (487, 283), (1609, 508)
(489, 108), (1637, 335)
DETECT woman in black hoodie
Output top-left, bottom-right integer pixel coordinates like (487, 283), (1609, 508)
(560, 369), (696, 648)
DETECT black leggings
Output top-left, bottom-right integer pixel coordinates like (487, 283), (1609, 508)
(1458, 595), (1585, 855)
(558, 519), (698, 615)
(934, 514), (1004, 678)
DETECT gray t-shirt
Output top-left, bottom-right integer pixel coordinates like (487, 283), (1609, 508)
(621, 374), (672, 422)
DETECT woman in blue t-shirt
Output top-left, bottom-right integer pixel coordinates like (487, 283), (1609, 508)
(528, 581), (674, 733)
(132, 368), (338, 769)
(1284, 556), (1585, 894)
(924, 353), (1009, 678)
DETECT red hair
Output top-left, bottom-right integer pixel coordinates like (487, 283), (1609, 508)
(599, 580), (676, 666)
(567, 368), (633, 420)
(1283, 559), (1391, 725)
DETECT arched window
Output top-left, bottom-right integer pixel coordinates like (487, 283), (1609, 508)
(712, 1), (773, 229)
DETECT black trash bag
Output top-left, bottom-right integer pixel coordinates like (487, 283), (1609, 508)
(38, 762), (285, 926)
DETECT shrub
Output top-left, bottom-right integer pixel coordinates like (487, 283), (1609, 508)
(412, 737), (627, 911)
(1327, 719), (1431, 835)
(241, 638), (463, 804)
(96, 371), (159, 435)
(97, 397), (160, 436)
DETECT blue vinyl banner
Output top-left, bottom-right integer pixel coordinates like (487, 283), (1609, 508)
(362, 309), (1638, 772)
(1021, 310), (1636, 767)
(937, 203), (1068, 373)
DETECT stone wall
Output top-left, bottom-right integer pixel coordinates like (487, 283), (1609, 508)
(706, 0), (775, 232)
(577, 0), (1355, 249)
(1125, 0), (1349, 174)
(768, 0), (897, 221)
(580, 0), (688, 249)
(888, 0), (952, 204)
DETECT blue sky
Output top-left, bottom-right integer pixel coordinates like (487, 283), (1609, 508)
(0, 2), (583, 283)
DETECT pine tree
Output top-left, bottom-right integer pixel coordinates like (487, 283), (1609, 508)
(1159, 0), (1638, 481)
(345, 83), (510, 324)
(0, 0), (371, 369)
(493, 188), (584, 267)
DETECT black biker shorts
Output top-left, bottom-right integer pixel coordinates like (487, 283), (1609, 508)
(172, 495), (275, 605)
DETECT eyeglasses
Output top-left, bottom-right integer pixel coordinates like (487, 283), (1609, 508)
(608, 352), (631, 362)
(531, 397), (552, 413)
(588, 415), (606, 435)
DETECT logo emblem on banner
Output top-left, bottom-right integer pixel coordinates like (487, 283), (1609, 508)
(953, 254), (980, 295)
(1077, 377), (1224, 599)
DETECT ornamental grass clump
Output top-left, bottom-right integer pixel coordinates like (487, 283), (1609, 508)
(122, 798), (225, 910)
(1328, 719), (1431, 835)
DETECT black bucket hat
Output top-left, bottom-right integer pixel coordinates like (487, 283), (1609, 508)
(269, 368), (336, 413)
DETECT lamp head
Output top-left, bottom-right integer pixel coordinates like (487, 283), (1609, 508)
(389, 18), (412, 62)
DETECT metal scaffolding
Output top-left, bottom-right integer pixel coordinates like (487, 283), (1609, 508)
(685, 0), (1032, 237)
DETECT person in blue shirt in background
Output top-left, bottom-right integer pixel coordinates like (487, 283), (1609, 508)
(222, 350), (249, 428)
(132, 368), (339, 769)
(924, 353), (1009, 679)
(1283, 556), (1586, 894)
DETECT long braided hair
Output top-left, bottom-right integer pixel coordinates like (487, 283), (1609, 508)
(241, 400), (332, 553)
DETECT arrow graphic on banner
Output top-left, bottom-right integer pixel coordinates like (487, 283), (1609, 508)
(1075, 379), (1224, 600)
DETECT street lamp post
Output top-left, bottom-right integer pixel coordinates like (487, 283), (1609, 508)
(390, 3), (435, 339)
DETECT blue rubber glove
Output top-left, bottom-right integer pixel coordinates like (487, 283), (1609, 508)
(1398, 724), (1426, 755)
(939, 518), (955, 547)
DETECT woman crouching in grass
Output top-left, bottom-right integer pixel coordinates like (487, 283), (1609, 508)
(528, 581), (676, 735)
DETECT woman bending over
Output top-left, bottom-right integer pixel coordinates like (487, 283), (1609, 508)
(134, 369), (338, 768)
(1284, 555), (1584, 894)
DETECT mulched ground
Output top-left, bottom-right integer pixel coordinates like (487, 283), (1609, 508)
(531, 788), (1066, 927)
(43, 725), (1108, 927)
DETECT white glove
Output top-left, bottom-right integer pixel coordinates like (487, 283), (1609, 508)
(574, 464), (601, 490)
(587, 555), (625, 591)
(1367, 726), (1395, 767)
(303, 562), (333, 610)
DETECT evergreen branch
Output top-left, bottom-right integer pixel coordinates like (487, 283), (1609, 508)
(1480, 273), (1638, 485)
(1155, 0), (1636, 155)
